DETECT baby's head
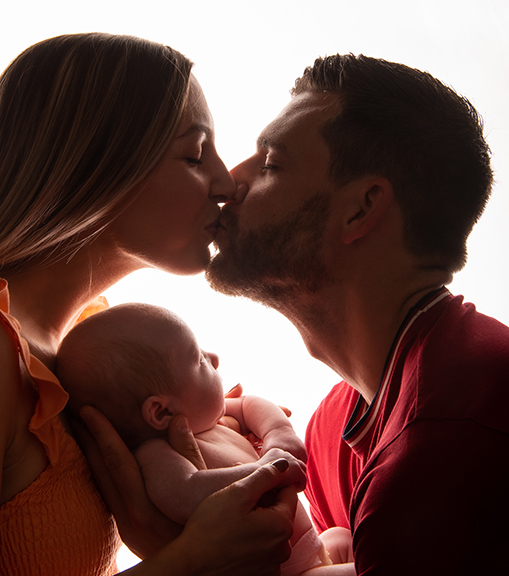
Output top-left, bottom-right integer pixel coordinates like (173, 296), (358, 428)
(57, 303), (225, 449)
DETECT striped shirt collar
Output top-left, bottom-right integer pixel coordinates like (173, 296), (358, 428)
(343, 287), (451, 448)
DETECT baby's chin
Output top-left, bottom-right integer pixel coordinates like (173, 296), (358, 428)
(191, 413), (225, 435)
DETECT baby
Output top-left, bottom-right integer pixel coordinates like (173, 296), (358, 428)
(57, 303), (351, 574)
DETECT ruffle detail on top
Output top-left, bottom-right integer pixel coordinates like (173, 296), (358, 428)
(0, 279), (69, 464)
(0, 281), (109, 464)
(0, 279), (121, 576)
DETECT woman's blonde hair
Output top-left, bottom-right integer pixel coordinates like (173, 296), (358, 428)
(0, 33), (193, 271)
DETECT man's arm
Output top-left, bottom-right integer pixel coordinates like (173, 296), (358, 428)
(352, 419), (509, 575)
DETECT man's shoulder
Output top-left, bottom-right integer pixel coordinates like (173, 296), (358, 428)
(395, 294), (509, 433)
(307, 382), (357, 428)
(421, 293), (509, 364)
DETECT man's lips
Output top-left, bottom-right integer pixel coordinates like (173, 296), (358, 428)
(217, 216), (228, 231)
(205, 218), (229, 250)
(207, 208), (236, 244)
(218, 208), (236, 230)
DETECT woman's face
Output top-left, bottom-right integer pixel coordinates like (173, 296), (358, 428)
(108, 75), (235, 275)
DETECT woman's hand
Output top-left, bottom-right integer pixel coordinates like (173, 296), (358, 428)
(129, 459), (299, 576)
(78, 405), (299, 575)
(167, 414), (206, 470)
(258, 448), (307, 492)
(178, 458), (299, 575)
(77, 406), (205, 558)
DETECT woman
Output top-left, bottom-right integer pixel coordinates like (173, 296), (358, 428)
(0, 33), (299, 575)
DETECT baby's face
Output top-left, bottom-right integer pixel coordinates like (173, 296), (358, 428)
(166, 321), (225, 434)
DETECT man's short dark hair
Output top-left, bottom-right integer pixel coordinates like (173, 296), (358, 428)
(293, 54), (493, 272)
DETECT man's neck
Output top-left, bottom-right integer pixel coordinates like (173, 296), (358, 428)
(272, 271), (448, 404)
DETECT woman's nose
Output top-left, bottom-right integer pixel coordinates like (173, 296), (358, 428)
(209, 159), (236, 204)
(229, 157), (248, 182)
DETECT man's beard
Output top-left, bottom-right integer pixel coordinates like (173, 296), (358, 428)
(206, 193), (331, 309)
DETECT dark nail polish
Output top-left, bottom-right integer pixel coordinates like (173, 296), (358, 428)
(272, 458), (289, 473)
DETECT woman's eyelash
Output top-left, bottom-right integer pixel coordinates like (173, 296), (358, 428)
(261, 164), (276, 171)
(187, 157), (202, 165)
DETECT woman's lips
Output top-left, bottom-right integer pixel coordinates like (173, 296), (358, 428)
(205, 223), (218, 238)
(205, 210), (222, 238)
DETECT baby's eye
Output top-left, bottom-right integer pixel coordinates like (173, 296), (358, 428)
(199, 352), (206, 364)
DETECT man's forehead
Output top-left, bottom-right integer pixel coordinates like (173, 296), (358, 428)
(258, 91), (340, 148)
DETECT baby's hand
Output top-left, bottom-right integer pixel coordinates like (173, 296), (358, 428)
(258, 448), (307, 492)
(260, 427), (308, 464)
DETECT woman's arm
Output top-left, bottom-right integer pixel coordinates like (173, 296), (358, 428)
(122, 460), (299, 576)
(80, 406), (299, 575)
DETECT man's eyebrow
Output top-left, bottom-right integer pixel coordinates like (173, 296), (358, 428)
(256, 136), (288, 154)
(175, 124), (213, 140)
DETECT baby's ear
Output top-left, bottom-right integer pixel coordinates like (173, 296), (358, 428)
(142, 395), (174, 430)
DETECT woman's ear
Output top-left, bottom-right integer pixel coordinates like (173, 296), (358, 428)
(341, 177), (394, 245)
(142, 395), (174, 430)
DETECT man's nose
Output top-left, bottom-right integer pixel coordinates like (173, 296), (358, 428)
(231, 182), (248, 204)
(229, 158), (252, 204)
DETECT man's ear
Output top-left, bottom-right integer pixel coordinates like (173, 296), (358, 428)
(341, 177), (394, 245)
(142, 395), (175, 430)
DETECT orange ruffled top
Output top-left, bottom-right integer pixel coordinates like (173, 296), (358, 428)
(0, 279), (121, 575)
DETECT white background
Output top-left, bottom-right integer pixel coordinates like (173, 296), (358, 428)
(2, 0), (508, 568)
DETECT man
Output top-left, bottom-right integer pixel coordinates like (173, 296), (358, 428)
(207, 54), (509, 574)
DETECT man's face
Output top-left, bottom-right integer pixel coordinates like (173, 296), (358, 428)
(207, 91), (341, 305)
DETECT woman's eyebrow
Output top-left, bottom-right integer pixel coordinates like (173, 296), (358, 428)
(176, 124), (212, 140)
